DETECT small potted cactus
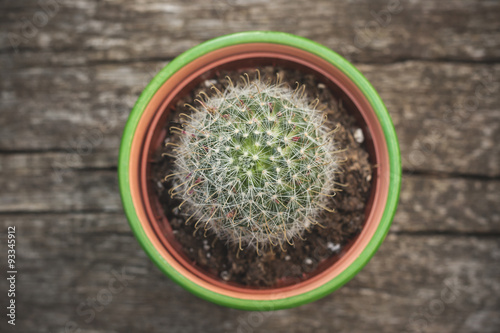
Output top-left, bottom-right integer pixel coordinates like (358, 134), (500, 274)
(119, 31), (401, 310)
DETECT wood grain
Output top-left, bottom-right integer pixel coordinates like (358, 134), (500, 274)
(1, 61), (499, 175)
(0, 0), (498, 332)
(1, 0), (499, 66)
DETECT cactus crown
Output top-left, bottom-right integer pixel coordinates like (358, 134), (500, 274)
(168, 74), (339, 251)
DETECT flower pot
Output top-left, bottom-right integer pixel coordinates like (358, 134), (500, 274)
(118, 31), (401, 310)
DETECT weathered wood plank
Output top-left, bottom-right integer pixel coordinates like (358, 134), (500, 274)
(394, 174), (500, 234)
(0, 151), (116, 172)
(1, 61), (499, 175)
(359, 62), (500, 177)
(0, 158), (499, 233)
(0, 215), (498, 332)
(0, 62), (159, 154)
(0, 168), (120, 212)
(1, 0), (499, 68)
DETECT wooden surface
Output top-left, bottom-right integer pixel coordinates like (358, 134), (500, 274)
(1, 0), (499, 332)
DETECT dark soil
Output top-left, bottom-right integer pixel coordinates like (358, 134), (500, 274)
(150, 66), (373, 288)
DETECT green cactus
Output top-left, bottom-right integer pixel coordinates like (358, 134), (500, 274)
(167, 74), (339, 251)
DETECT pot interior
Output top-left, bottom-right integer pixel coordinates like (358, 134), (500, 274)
(144, 59), (376, 289)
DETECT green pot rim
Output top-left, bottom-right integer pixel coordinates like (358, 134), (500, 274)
(118, 31), (401, 311)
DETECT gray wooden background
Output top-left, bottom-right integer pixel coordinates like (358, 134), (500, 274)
(1, 0), (499, 332)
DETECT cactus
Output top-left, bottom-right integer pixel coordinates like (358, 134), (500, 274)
(167, 74), (339, 251)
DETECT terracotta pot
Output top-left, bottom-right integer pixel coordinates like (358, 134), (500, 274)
(119, 31), (401, 310)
